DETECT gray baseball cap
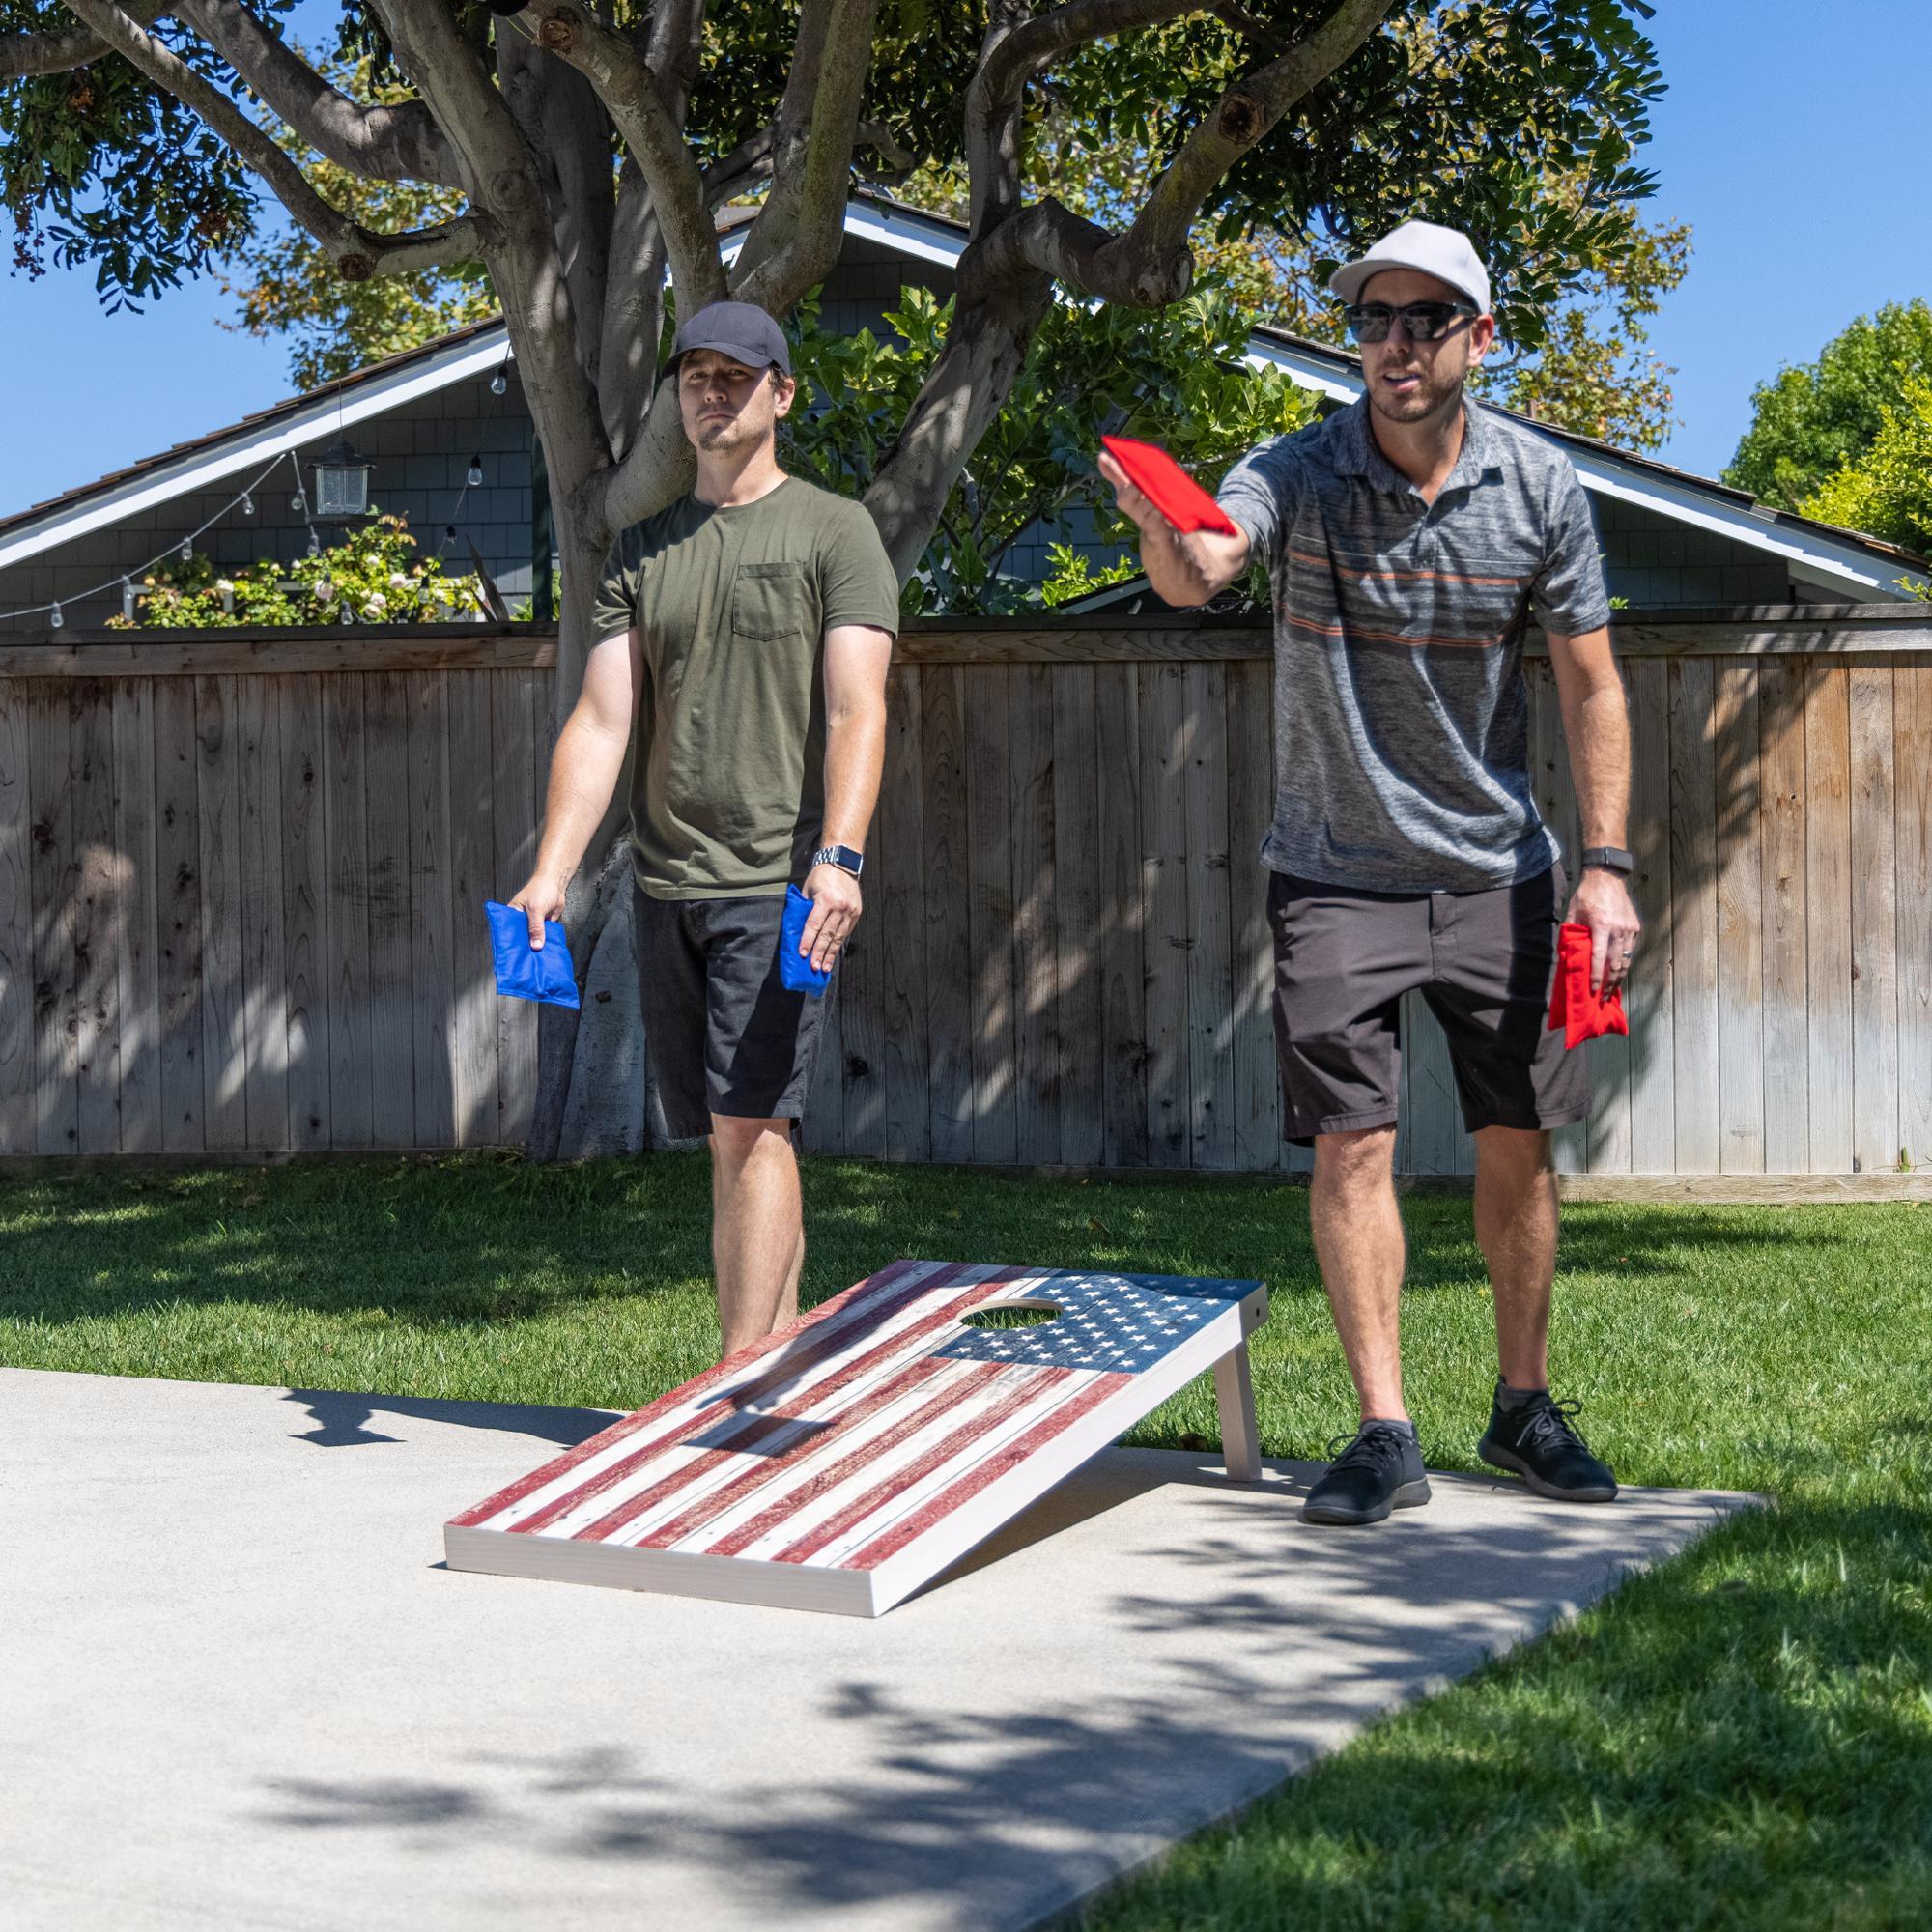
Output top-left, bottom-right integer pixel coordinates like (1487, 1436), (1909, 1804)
(663, 300), (792, 383)
(1330, 220), (1492, 316)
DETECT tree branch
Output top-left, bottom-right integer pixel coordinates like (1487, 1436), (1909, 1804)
(730, 0), (879, 312)
(173, 0), (462, 185)
(58, 0), (491, 277)
(0, 0), (160, 77)
(516, 3), (725, 313)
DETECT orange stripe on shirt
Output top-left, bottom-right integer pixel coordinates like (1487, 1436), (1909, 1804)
(1287, 548), (1529, 588)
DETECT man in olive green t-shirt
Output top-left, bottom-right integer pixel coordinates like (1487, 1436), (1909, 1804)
(511, 301), (899, 1357)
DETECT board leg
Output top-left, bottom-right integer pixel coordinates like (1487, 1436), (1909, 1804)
(1212, 1340), (1261, 1481)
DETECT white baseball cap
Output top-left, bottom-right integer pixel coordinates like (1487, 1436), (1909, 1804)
(1330, 220), (1492, 316)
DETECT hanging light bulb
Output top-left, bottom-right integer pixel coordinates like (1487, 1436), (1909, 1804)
(467, 456), (484, 489)
(490, 368), (508, 397)
(292, 488), (307, 515)
(122, 579), (136, 622)
(48, 600), (64, 630)
(307, 531), (321, 557)
(179, 538), (192, 562)
(445, 524), (457, 541)
(241, 490), (255, 517)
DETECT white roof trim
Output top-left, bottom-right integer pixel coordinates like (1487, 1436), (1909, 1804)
(3, 199), (1921, 599)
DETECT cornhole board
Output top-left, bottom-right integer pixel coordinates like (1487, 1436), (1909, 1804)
(445, 1258), (1267, 1617)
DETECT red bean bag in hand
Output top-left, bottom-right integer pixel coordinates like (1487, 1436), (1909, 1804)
(1100, 436), (1240, 536)
(1548, 922), (1631, 1049)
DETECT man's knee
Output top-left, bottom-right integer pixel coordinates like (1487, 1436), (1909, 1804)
(709, 1114), (795, 1161)
(1313, 1123), (1398, 1192)
(1473, 1123), (1555, 1177)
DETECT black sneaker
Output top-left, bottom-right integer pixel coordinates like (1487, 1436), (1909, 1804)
(1300, 1423), (1432, 1526)
(1478, 1384), (1619, 1502)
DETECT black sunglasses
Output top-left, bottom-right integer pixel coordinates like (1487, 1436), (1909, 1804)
(1342, 300), (1478, 345)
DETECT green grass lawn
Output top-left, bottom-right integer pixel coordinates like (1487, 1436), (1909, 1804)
(4, 1153), (1929, 1928)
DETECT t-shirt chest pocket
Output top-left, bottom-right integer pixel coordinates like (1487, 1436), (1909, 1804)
(731, 560), (813, 641)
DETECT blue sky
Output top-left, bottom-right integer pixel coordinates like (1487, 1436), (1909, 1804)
(0, 0), (1924, 513)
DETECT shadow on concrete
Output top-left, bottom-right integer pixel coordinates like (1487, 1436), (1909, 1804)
(280, 1387), (621, 1449)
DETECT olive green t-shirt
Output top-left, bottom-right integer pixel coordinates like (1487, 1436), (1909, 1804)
(591, 476), (900, 900)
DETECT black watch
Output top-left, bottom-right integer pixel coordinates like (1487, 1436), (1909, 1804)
(810, 843), (864, 878)
(1580, 845), (1634, 877)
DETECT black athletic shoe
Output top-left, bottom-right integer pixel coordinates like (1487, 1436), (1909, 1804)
(1478, 1384), (1619, 1502)
(1300, 1422), (1432, 1526)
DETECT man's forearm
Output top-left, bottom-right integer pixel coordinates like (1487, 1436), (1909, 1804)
(820, 699), (886, 852)
(1142, 524), (1250, 608)
(1559, 674), (1632, 849)
(530, 711), (630, 885)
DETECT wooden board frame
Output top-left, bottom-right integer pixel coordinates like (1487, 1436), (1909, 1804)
(446, 1261), (1267, 1618)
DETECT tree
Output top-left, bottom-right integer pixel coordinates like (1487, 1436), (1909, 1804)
(1800, 375), (1932, 579)
(1725, 299), (1932, 513)
(2, 0), (1665, 1152)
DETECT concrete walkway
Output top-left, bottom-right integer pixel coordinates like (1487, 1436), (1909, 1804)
(2, 1368), (1751, 1932)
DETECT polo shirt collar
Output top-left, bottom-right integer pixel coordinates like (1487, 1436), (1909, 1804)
(1333, 393), (1501, 498)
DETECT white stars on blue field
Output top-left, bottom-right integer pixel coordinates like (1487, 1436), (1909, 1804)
(935, 1270), (1257, 1375)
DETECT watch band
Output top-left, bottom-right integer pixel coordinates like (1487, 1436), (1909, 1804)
(1580, 845), (1634, 876)
(811, 843), (864, 878)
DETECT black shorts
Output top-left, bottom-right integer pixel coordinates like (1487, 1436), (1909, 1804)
(635, 886), (833, 1140)
(1267, 862), (1589, 1147)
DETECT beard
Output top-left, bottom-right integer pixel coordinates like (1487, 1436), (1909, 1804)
(1367, 355), (1466, 427)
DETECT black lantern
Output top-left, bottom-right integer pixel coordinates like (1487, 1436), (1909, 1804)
(312, 433), (374, 520)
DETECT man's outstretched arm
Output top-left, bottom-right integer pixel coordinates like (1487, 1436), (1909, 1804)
(509, 626), (640, 946)
(1097, 447), (1251, 607)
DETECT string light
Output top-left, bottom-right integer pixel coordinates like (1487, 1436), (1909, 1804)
(490, 369), (508, 397)
(241, 491), (255, 517)
(467, 456), (484, 489)
(179, 538), (192, 562)
(48, 601), (63, 630)
(307, 531), (321, 557)
(121, 579), (135, 622)
(292, 488), (307, 515)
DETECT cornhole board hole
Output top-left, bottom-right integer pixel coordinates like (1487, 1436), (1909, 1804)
(445, 1259), (1268, 1617)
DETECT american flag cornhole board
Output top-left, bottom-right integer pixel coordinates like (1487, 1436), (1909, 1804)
(445, 1259), (1268, 1617)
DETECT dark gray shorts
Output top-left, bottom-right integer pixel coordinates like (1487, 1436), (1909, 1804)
(635, 886), (833, 1140)
(1267, 861), (1588, 1146)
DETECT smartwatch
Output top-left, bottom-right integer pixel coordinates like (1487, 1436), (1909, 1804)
(1580, 845), (1634, 877)
(810, 843), (864, 878)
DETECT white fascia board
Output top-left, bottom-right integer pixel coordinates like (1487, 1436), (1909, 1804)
(0, 325), (514, 573)
(838, 198), (971, 270)
(1239, 338), (1916, 600)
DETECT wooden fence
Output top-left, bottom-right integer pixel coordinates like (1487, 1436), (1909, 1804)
(2, 610), (1927, 1178)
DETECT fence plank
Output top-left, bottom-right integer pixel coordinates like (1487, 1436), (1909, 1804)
(1140, 662), (1191, 1168)
(1044, 665), (1099, 1169)
(237, 678), (290, 1151)
(194, 676), (249, 1150)
(964, 664), (1016, 1164)
(0, 685), (31, 1152)
(1009, 664), (1060, 1165)
(1667, 658), (1720, 1173)
(490, 669), (538, 1149)
(1182, 662), (1236, 1170)
(279, 675), (330, 1151)
(1582, 662), (1635, 1175)
(323, 676), (374, 1150)
(880, 664), (931, 1162)
(26, 688), (77, 1153)
(407, 671), (456, 1149)
(363, 671), (416, 1148)
(1224, 659), (1278, 1171)
(112, 682), (160, 1153)
(1626, 658), (1675, 1172)
(444, 668), (497, 1147)
(1528, 659), (1585, 1172)
(1758, 657), (1809, 1173)
(72, 685), (121, 1154)
(1804, 663), (1855, 1173)
(1895, 664), (1932, 1172)
(920, 663), (973, 1164)
(1095, 663), (1149, 1169)
(1848, 664), (1899, 1176)
(1712, 663), (1765, 1173)
(153, 679), (205, 1152)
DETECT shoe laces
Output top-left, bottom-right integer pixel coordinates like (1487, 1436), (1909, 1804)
(1518, 1395), (1593, 1457)
(1324, 1423), (1412, 1474)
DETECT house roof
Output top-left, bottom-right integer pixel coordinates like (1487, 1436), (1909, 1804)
(3, 191), (1924, 599)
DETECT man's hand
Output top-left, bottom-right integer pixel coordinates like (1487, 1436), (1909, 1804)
(508, 872), (569, 950)
(798, 863), (862, 974)
(1096, 448), (1249, 609)
(1567, 866), (1641, 996)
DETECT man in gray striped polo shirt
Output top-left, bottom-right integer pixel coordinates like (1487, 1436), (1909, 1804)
(1101, 220), (1642, 1527)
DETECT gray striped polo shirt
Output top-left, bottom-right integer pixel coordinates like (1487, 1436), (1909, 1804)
(1216, 395), (1610, 894)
